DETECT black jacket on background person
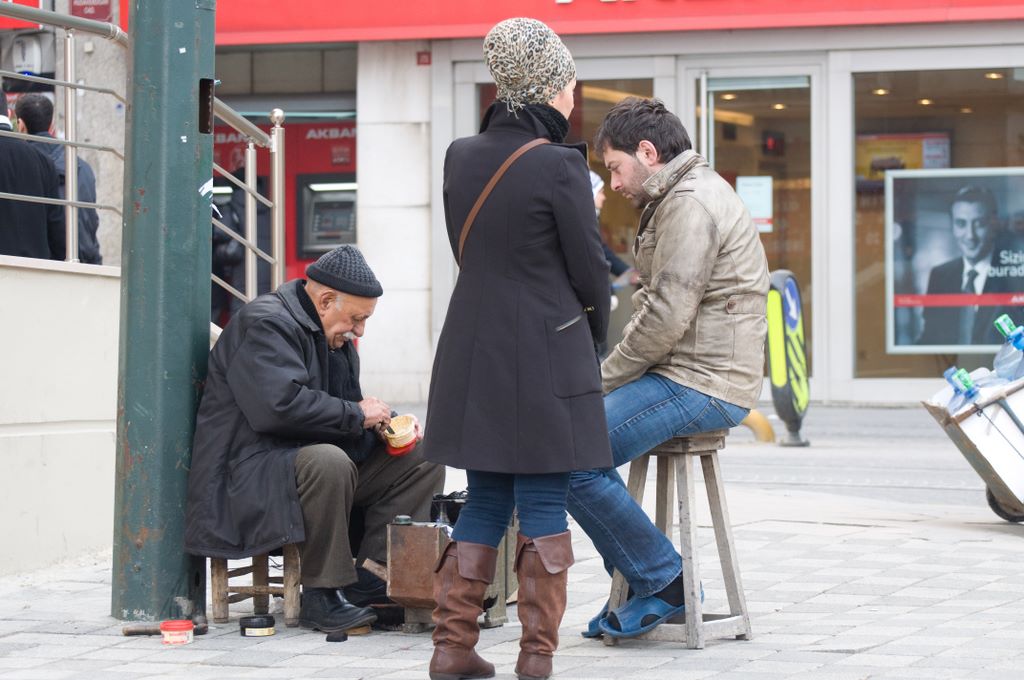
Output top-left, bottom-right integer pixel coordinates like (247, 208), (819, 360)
(0, 134), (65, 260)
(28, 132), (101, 264)
(184, 279), (367, 559)
(424, 102), (612, 475)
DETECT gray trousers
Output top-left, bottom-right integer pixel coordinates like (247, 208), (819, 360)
(294, 442), (444, 588)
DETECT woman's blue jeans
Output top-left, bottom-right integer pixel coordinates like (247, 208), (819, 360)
(567, 373), (748, 598)
(452, 471), (570, 548)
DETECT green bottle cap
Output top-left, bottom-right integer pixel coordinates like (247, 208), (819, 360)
(953, 368), (975, 393)
(995, 314), (1017, 339)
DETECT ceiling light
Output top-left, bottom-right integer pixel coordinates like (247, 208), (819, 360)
(918, 98), (933, 106)
(872, 88), (889, 96)
(772, 103), (786, 110)
(985, 72), (1004, 80)
(960, 106), (974, 114)
(720, 93), (737, 101)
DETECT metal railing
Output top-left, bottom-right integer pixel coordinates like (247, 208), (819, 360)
(0, 1), (285, 299)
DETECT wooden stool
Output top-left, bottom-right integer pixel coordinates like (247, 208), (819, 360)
(210, 544), (301, 627)
(604, 430), (752, 648)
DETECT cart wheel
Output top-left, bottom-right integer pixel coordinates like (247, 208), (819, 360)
(985, 487), (1024, 523)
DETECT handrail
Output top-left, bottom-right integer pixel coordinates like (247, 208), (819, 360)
(0, 1), (128, 45)
(0, 1), (287, 302)
(0, 190), (122, 215)
(0, 129), (125, 161)
(0, 69), (128, 104)
(214, 99), (271, 147)
(212, 217), (276, 265)
(212, 162), (273, 208)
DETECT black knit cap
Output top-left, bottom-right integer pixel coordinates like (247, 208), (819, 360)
(305, 245), (383, 298)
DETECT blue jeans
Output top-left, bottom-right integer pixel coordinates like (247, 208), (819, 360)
(452, 471), (570, 548)
(567, 373), (748, 598)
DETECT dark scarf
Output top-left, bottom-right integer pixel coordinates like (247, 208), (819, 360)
(526, 104), (569, 143)
(297, 281), (324, 333)
(299, 281), (377, 461)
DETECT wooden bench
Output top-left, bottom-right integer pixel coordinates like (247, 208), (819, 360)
(604, 430), (752, 648)
(210, 544), (301, 627)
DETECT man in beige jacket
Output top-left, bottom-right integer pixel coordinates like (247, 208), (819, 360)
(568, 97), (769, 640)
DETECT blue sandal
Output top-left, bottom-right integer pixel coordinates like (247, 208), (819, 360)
(599, 584), (704, 640)
(599, 595), (686, 639)
(581, 600), (608, 638)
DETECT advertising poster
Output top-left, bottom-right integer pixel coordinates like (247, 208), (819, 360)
(736, 176), (774, 233)
(856, 132), (950, 187)
(886, 168), (1024, 354)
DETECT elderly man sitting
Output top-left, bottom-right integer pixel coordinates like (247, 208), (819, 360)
(185, 245), (444, 632)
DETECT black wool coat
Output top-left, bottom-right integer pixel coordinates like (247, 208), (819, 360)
(0, 136), (65, 260)
(184, 279), (367, 559)
(423, 104), (613, 474)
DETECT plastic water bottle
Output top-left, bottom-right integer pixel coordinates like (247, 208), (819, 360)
(993, 314), (1024, 380)
(945, 367), (980, 415)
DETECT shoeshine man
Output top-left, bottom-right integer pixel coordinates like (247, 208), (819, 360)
(185, 245), (444, 633)
(568, 98), (769, 640)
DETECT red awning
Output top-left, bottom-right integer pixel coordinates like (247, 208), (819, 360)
(214, 0), (1024, 45)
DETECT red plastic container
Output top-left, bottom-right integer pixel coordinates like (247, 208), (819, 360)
(160, 619), (194, 645)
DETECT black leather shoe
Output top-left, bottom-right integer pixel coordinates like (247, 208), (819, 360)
(299, 587), (378, 632)
(344, 566), (391, 607)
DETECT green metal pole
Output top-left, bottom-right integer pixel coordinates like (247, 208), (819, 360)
(112, 0), (216, 621)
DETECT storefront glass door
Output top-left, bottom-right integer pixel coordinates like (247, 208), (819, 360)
(696, 75), (815, 373)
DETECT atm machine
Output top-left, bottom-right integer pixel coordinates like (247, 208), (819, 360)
(213, 119), (358, 281)
(296, 175), (357, 260)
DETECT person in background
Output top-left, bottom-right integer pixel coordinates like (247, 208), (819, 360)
(0, 95), (65, 261)
(423, 17), (611, 680)
(15, 93), (101, 264)
(590, 169), (635, 358)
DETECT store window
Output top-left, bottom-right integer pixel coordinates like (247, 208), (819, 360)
(477, 79), (654, 343)
(854, 68), (1024, 378)
(696, 78), (813, 374)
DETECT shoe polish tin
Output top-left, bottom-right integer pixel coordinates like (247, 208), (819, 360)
(239, 615), (276, 637)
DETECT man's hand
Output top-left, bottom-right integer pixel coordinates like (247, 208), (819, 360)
(359, 397), (392, 430)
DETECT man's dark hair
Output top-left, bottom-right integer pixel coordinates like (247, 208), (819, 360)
(14, 93), (54, 134)
(593, 97), (692, 164)
(949, 185), (998, 219)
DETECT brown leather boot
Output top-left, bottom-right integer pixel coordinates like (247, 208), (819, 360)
(429, 541), (498, 680)
(514, 531), (574, 680)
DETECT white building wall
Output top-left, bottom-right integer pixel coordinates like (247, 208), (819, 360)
(0, 257), (118, 575)
(356, 41), (435, 402)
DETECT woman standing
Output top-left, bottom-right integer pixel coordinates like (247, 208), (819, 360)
(423, 17), (612, 680)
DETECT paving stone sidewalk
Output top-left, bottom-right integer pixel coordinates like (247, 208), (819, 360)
(2, 409), (1024, 679)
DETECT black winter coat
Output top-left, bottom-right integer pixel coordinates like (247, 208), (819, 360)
(0, 136), (65, 260)
(184, 280), (366, 559)
(424, 104), (613, 474)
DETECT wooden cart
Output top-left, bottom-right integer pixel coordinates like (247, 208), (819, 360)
(923, 380), (1024, 523)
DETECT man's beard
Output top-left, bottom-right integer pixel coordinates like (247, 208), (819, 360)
(625, 160), (655, 208)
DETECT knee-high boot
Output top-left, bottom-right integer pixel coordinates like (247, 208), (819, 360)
(429, 541), (498, 680)
(514, 531), (574, 680)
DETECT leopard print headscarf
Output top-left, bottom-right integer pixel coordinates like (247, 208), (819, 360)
(483, 18), (576, 113)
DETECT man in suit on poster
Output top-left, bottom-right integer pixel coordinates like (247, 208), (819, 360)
(919, 185), (1024, 346)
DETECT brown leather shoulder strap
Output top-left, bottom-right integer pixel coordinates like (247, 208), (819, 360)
(458, 137), (550, 266)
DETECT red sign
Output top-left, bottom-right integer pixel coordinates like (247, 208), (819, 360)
(214, 0), (1024, 45)
(0, 0), (43, 30)
(71, 0), (112, 23)
(214, 120), (357, 279)
(894, 293), (1024, 307)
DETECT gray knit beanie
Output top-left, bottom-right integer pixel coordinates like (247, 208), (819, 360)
(306, 245), (383, 298)
(483, 17), (576, 113)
